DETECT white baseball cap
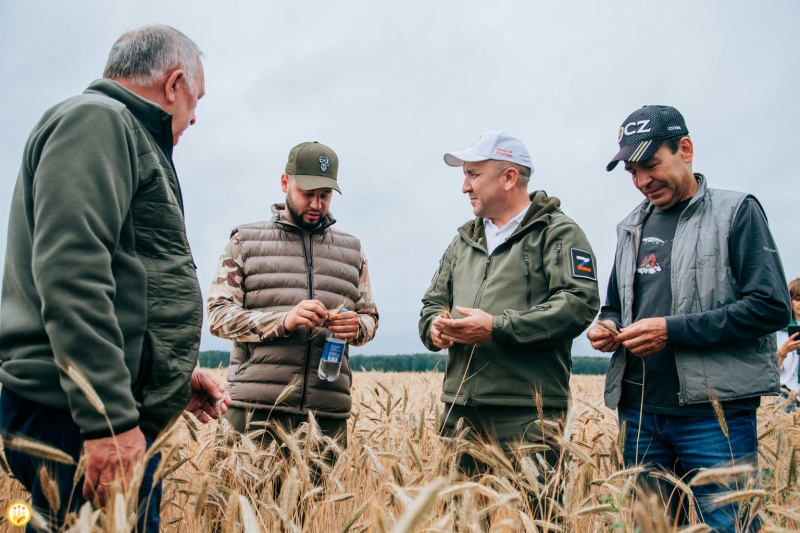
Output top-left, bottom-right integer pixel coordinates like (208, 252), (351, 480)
(443, 130), (534, 172)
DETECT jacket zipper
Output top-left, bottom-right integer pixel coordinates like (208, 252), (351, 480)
(465, 255), (493, 406)
(298, 231), (315, 414)
(524, 253), (531, 308)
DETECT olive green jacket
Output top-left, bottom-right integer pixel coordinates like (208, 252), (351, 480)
(419, 192), (600, 409)
(0, 79), (202, 439)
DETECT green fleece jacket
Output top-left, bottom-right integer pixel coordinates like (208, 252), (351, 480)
(0, 79), (202, 439)
(419, 192), (600, 409)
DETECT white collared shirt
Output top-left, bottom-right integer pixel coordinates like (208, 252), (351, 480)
(483, 204), (530, 255)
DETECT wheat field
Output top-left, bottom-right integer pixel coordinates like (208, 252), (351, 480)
(1, 372), (798, 532)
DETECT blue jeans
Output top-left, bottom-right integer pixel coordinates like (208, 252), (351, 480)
(0, 388), (162, 532)
(618, 405), (761, 533)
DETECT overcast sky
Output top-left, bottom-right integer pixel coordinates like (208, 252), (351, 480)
(1, 1), (799, 358)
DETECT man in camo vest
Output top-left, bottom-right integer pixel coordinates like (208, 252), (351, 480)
(207, 142), (378, 458)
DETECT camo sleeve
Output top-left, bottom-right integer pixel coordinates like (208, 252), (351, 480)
(206, 233), (289, 342)
(351, 249), (379, 347)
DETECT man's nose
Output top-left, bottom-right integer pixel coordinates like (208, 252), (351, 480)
(635, 173), (652, 188)
(462, 177), (471, 194)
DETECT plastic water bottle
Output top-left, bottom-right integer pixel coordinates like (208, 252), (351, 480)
(318, 309), (348, 382)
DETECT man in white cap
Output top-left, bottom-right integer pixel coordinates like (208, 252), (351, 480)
(419, 131), (600, 480)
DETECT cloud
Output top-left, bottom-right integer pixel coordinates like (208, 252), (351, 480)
(1, 1), (798, 358)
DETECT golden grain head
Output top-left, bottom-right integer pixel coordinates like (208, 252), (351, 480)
(3, 372), (798, 532)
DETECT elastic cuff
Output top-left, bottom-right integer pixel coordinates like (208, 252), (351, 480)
(492, 315), (507, 342)
(664, 315), (688, 345)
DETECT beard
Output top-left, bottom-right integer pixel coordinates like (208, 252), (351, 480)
(285, 193), (324, 231)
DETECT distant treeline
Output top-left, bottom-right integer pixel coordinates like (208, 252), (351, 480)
(198, 350), (610, 375)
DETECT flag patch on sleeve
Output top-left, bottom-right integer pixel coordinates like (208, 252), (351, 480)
(570, 248), (596, 280)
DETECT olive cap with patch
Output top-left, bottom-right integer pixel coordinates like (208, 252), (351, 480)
(285, 141), (341, 193)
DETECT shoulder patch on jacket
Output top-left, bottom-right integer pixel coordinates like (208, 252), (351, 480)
(570, 248), (596, 280)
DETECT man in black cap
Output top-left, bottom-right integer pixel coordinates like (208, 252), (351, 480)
(587, 105), (790, 532)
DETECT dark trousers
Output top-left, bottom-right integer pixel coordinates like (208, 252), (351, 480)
(226, 406), (348, 448)
(440, 404), (568, 528)
(0, 388), (162, 532)
(440, 403), (566, 476)
(226, 407), (347, 488)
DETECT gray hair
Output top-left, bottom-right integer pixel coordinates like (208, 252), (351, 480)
(103, 25), (203, 88)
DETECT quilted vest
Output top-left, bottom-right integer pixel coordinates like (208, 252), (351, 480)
(226, 209), (363, 419)
(118, 82), (203, 437)
(605, 174), (779, 408)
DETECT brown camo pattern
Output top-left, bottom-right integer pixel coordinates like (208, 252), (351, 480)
(207, 233), (378, 345)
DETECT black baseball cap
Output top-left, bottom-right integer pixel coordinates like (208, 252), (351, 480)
(606, 105), (689, 171)
(285, 141), (341, 193)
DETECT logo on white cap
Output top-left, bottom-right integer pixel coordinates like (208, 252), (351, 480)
(443, 130), (533, 172)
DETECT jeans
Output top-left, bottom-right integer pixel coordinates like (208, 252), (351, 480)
(0, 388), (162, 532)
(618, 405), (761, 533)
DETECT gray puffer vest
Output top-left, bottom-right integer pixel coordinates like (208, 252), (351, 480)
(605, 174), (779, 409)
(226, 206), (362, 419)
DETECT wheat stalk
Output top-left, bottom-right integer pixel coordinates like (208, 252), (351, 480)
(595, 319), (620, 336)
(4, 434), (75, 465)
(391, 477), (445, 533)
(38, 465), (61, 511)
(58, 358), (106, 415)
(689, 465), (755, 487)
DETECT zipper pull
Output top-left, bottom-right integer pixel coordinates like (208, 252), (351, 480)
(524, 254), (530, 276)
(556, 243), (562, 265)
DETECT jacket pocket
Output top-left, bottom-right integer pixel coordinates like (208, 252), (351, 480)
(554, 242), (565, 287)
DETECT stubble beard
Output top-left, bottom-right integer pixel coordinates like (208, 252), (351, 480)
(285, 193), (323, 231)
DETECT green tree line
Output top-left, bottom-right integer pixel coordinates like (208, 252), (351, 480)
(198, 351), (610, 375)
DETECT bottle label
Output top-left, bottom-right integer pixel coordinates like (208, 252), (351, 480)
(322, 340), (345, 363)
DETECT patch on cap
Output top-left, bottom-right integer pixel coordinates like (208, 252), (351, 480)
(285, 141), (341, 193)
(606, 105), (688, 171)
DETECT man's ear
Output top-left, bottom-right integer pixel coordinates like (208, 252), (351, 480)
(502, 166), (519, 191)
(281, 174), (290, 193)
(163, 69), (185, 105)
(678, 136), (694, 163)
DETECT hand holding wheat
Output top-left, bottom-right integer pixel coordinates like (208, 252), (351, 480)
(284, 300), (327, 332)
(587, 319), (622, 353)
